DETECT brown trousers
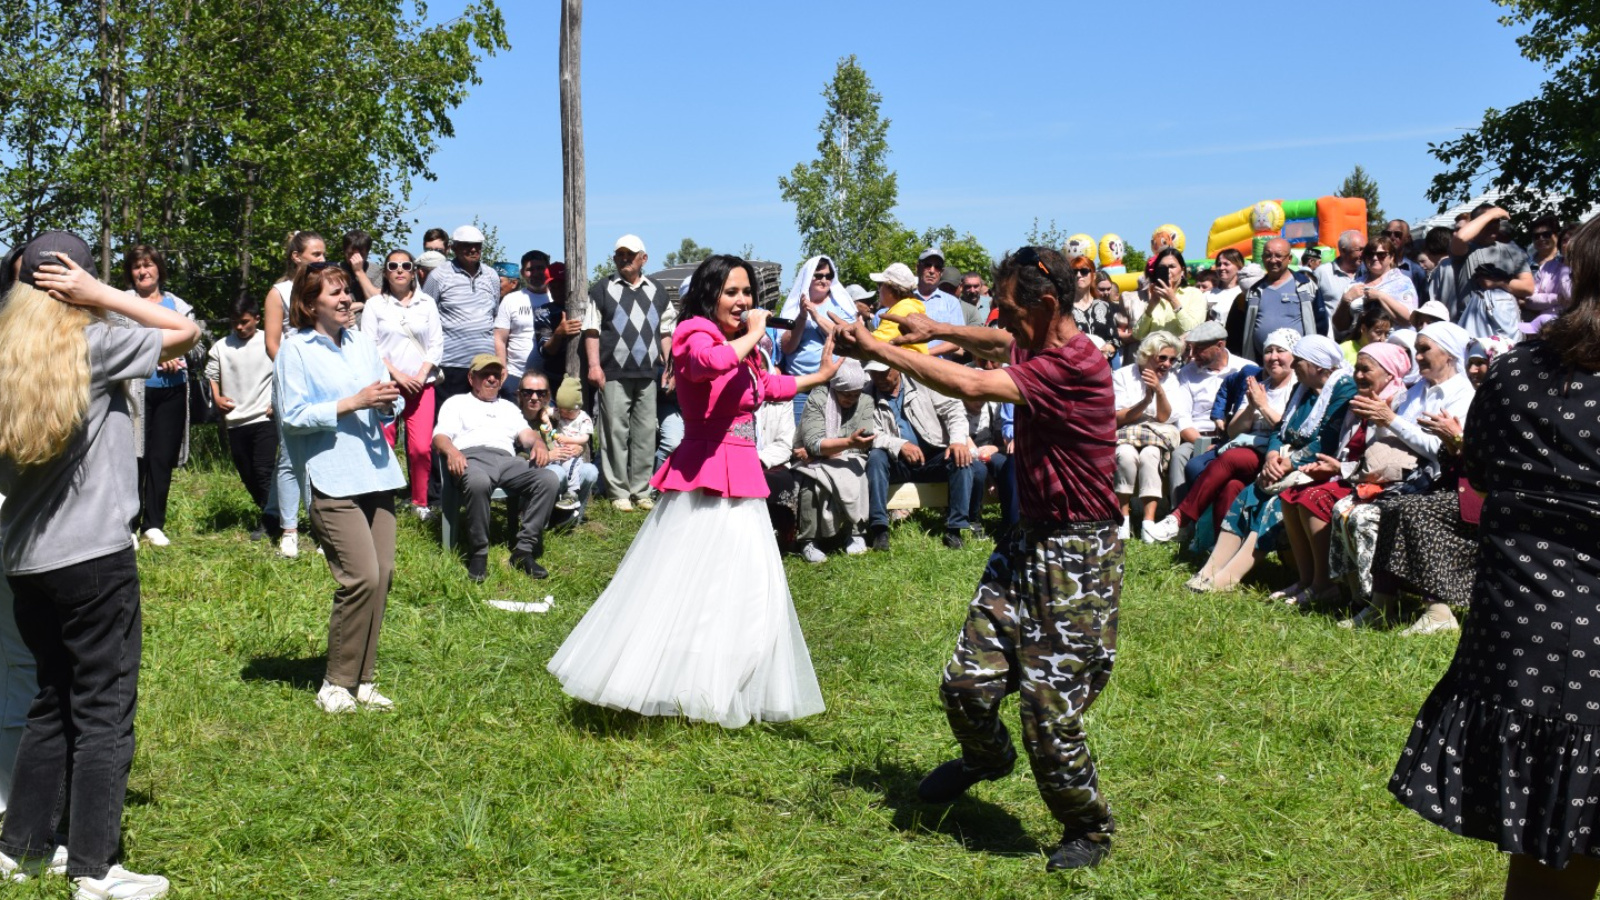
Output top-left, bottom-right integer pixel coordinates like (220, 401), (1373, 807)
(309, 490), (396, 689)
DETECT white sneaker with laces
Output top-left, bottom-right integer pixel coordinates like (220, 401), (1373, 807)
(356, 683), (394, 711)
(73, 865), (169, 899)
(413, 505), (433, 522)
(47, 845), (68, 876)
(635, 496), (655, 511)
(1143, 514), (1180, 543)
(800, 542), (827, 564)
(315, 681), (358, 714)
(844, 535), (868, 555)
(141, 528), (170, 548)
(1116, 517), (1131, 541)
(279, 532), (299, 558)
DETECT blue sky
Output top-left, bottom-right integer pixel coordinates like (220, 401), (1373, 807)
(404, 0), (1546, 276)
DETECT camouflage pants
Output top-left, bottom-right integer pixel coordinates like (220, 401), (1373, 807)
(940, 520), (1123, 836)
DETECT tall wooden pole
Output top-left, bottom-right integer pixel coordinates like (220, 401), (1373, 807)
(559, 0), (586, 378)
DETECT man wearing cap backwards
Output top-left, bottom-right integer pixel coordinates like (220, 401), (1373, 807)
(830, 246), (1124, 871)
(1167, 320), (1247, 505)
(424, 225), (503, 503)
(915, 247), (968, 358)
(582, 235), (676, 511)
(432, 354), (561, 582)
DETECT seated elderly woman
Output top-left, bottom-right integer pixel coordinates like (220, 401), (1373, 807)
(1190, 336), (1357, 592)
(793, 359), (875, 563)
(1273, 341), (1414, 608)
(1144, 329), (1301, 545)
(1335, 323), (1478, 629)
(1111, 329), (1194, 541)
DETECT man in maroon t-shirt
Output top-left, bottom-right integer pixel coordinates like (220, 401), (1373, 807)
(831, 246), (1124, 871)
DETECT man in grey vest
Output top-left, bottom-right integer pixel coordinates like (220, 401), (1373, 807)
(582, 235), (677, 511)
(1229, 238), (1325, 362)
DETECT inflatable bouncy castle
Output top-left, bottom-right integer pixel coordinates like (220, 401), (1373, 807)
(1204, 196), (1367, 261)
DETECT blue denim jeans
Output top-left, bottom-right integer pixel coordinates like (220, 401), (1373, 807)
(0, 548), (141, 879)
(985, 451), (1019, 528)
(867, 446), (987, 532)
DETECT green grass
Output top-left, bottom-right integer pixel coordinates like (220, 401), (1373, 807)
(6, 427), (1503, 898)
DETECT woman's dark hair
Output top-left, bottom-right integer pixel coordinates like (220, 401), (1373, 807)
(289, 263), (349, 330)
(1357, 301), (1394, 336)
(423, 227), (450, 250)
(1216, 248), (1245, 269)
(231, 291), (261, 321)
(381, 249), (415, 297)
(122, 244), (167, 291)
(279, 230), (325, 281)
(1150, 247), (1189, 286)
(993, 246), (1070, 308)
(1363, 234), (1399, 260)
(341, 229), (373, 258)
(1544, 217), (1600, 370)
(681, 254), (759, 323)
(813, 255), (836, 276)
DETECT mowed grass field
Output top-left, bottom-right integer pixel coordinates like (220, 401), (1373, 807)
(5, 427), (1503, 899)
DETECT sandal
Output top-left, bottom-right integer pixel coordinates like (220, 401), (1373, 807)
(1267, 584), (1305, 603)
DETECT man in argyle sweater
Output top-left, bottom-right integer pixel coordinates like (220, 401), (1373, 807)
(582, 234), (677, 510)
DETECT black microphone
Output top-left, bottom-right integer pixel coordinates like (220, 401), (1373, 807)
(740, 310), (798, 330)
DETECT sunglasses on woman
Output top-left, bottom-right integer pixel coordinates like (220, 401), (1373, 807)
(386, 261), (414, 272)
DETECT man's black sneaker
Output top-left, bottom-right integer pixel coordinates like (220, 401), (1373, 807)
(942, 530), (965, 550)
(510, 551), (549, 579)
(916, 756), (1015, 803)
(467, 554), (488, 583)
(1046, 835), (1111, 871)
(869, 527), (890, 552)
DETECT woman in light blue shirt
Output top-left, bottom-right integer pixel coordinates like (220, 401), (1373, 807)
(275, 262), (406, 714)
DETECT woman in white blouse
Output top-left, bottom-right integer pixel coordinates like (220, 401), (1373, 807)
(360, 249), (443, 514)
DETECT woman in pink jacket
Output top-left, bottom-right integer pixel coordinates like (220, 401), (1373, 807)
(548, 255), (842, 727)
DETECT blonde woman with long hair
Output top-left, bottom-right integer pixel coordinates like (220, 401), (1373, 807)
(0, 232), (198, 898)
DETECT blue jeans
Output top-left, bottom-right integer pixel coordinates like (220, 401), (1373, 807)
(654, 393), (683, 473)
(986, 451), (1019, 528)
(867, 446), (986, 532)
(791, 390), (810, 426)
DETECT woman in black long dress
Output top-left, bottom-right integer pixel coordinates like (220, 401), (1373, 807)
(1390, 217), (1600, 899)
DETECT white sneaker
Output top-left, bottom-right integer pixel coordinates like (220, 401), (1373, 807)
(610, 498), (634, 512)
(412, 506), (433, 522)
(141, 528), (170, 548)
(315, 681), (358, 714)
(800, 542), (827, 564)
(279, 532), (299, 558)
(47, 845), (68, 876)
(73, 865), (169, 899)
(844, 535), (868, 555)
(1143, 514), (1180, 543)
(355, 683), (394, 711)
(1116, 517), (1131, 541)
(1401, 604), (1461, 636)
(2, 849), (36, 881)
(635, 496), (655, 511)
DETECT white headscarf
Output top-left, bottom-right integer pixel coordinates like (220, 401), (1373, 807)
(1419, 321), (1472, 371)
(780, 255), (857, 323)
(1261, 328), (1301, 354)
(1283, 334), (1352, 442)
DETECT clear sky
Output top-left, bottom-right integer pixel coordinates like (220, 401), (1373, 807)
(404, 0), (1546, 277)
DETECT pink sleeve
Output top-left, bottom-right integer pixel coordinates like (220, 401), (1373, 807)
(758, 370), (798, 403)
(677, 327), (738, 383)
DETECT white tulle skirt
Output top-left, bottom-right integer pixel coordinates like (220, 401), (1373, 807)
(547, 489), (825, 728)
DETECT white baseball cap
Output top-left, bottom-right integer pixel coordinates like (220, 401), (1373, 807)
(451, 225), (485, 244)
(868, 262), (916, 292)
(614, 234), (646, 254)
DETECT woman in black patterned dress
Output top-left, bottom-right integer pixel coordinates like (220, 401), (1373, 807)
(1390, 217), (1600, 899)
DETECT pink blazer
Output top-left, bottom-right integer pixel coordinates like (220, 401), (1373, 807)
(651, 317), (797, 498)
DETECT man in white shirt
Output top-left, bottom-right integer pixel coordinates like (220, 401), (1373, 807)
(1314, 230), (1366, 337)
(433, 355), (560, 582)
(493, 249), (552, 399)
(1169, 321), (1247, 500)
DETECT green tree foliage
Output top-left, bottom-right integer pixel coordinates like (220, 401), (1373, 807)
(1429, 1), (1600, 226)
(1336, 164), (1387, 232)
(778, 55), (899, 287)
(1122, 248), (1148, 273)
(474, 215), (507, 268)
(1023, 217), (1072, 252)
(0, 0), (508, 316)
(854, 225), (992, 285)
(665, 237), (713, 267)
